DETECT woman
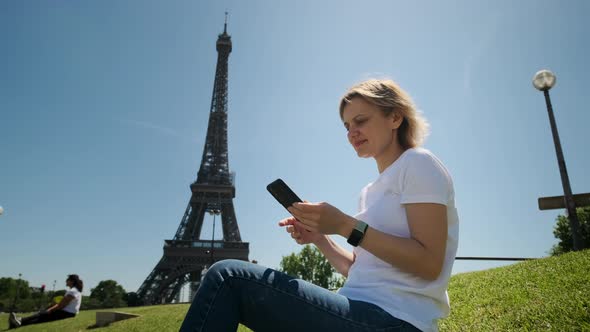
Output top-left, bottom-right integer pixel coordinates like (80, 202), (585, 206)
(9, 274), (83, 329)
(180, 79), (459, 332)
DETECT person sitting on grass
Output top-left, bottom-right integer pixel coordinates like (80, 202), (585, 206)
(9, 274), (83, 329)
(179, 79), (459, 332)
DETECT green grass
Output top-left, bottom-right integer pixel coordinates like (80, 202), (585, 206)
(439, 249), (590, 331)
(0, 305), (252, 332)
(1, 304), (187, 332)
(2, 250), (588, 331)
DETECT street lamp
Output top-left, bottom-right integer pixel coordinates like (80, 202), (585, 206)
(11, 273), (22, 311)
(208, 209), (220, 265)
(533, 69), (582, 251)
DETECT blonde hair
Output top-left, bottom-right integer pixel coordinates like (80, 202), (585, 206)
(339, 79), (430, 149)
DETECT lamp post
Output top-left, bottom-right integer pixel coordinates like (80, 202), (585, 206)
(11, 273), (22, 312)
(209, 209), (220, 265)
(533, 69), (581, 251)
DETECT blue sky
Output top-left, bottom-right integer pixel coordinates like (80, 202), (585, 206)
(1, 1), (588, 297)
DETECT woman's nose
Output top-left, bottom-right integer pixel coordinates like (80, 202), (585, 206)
(347, 128), (358, 140)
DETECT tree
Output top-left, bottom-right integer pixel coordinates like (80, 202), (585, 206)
(90, 280), (127, 308)
(0, 277), (31, 311)
(0, 277), (31, 300)
(279, 245), (345, 290)
(124, 292), (142, 307)
(80, 296), (102, 310)
(550, 206), (590, 256)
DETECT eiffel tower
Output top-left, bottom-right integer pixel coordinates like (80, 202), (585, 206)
(137, 15), (249, 305)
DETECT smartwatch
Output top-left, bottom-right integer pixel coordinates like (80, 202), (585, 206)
(347, 220), (368, 247)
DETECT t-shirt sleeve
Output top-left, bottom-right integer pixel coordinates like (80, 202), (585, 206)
(399, 152), (451, 206)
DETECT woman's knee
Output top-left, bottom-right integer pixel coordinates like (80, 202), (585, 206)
(208, 258), (246, 271)
(206, 259), (252, 279)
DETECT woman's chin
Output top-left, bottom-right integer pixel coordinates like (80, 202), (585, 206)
(355, 150), (372, 158)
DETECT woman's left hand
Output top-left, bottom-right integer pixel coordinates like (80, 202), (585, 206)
(287, 202), (353, 236)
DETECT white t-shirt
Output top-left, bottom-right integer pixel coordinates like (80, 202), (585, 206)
(62, 287), (82, 314)
(338, 148), (459, 332)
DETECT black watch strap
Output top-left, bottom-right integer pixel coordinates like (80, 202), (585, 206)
(347, 220), (368, 247)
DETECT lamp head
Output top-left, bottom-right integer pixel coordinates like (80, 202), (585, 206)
(533, 69), (556, 91)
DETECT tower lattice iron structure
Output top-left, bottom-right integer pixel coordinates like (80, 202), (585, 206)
(137, 16), (249, 305)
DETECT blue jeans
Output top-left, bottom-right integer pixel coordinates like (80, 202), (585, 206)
(180, 259), (421, 332)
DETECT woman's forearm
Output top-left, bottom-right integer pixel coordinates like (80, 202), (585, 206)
(333, 202), (448, 281)
(51, 295), (74, 312)
(361, 227), (444, 280)
(315, 235), (354, 277)
(46, 304), (59, 312)
(338, 218), (446, 281)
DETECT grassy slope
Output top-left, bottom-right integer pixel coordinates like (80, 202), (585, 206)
(0, 305), (253, 332)
(439, 249), (590, 331)
(1, 304), (189, 332)
(2, 250), (588, 331)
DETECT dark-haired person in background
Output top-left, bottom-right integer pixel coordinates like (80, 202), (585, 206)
(9, 274), (83, 329)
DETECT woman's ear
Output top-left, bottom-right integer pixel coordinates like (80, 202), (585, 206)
(389, 112), (403, 130)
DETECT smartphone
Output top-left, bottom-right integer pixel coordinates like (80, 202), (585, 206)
(266, 179), (303, 211)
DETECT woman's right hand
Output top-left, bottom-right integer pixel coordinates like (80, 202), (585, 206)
(278, 216), (324, 245)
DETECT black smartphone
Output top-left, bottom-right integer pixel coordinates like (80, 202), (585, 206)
(266, 179), (302, 211)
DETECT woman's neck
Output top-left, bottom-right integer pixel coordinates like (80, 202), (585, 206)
(375, 141), (406, 173)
